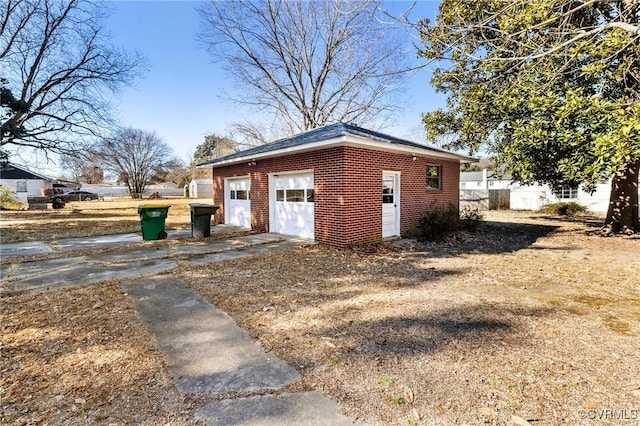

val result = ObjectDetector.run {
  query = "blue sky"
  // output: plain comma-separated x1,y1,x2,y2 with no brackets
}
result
105,0,445,164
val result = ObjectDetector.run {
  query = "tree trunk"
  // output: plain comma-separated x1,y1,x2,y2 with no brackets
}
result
604,161,639,234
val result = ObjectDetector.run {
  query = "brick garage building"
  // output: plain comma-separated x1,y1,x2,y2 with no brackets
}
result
199,123,474,248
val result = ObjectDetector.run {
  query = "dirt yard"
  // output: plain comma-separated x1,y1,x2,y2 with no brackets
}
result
1,211,639,425
0,197,211,243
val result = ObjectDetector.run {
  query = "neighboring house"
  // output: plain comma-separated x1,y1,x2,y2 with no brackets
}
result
0,162,53,203
508,182,612,212
460,169,511,190
189,179,213,198
460,167,615,212
199,122,474,248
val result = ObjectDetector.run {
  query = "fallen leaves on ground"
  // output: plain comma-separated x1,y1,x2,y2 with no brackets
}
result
180,211,639,425
1,282,200,425
2,211,639,425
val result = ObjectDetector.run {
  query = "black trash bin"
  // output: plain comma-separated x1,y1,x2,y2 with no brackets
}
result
190,203,219,238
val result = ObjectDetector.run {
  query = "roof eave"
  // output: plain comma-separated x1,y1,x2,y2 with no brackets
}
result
199,136,477,168
0,162,54,180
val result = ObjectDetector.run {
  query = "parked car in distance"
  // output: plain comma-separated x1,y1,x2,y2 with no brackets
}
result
52,190,99,202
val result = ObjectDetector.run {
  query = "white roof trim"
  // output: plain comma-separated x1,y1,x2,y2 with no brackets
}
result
199,135,474,168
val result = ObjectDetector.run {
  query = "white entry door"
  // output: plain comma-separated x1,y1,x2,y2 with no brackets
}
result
272,172,314,240
225,177,251,228
382,172,400,238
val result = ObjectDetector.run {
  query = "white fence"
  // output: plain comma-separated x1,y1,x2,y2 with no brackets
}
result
81,184,184,198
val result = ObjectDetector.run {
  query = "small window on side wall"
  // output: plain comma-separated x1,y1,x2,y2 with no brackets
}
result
16,181,27,192
426,165,442,190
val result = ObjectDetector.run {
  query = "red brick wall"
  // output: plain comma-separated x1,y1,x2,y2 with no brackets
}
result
211,145,460,248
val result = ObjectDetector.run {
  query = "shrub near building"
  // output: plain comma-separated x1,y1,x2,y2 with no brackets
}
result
0,188,23,210
539,202,589,217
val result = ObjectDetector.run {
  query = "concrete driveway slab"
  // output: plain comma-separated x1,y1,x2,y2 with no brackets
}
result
0,256,81,281
122,276,300,395
182,240,304,267
3,259,177,293
1,233,306,293
194,392,364,426
171,238,256,256
54,230,191,252
0,240,54,257
97,247,170,263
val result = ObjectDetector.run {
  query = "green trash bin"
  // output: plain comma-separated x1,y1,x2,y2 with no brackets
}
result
190,203,219,238
138,204,171,240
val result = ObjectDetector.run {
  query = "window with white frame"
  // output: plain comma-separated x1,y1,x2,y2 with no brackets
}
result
16,181,27,192
554,186,579,199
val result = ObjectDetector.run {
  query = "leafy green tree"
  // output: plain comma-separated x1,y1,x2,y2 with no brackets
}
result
1,78,29,142
194,134,236,163
187,134,236,181
419,0,639,233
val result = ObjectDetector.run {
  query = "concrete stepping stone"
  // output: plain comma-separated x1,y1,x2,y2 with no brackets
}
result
182,240,299,267
96,247,169,263
171,233,285,256
0,240,54,257
3,259,177,293
0,256,80,281
195,392,363,425
122,276,300,394
54,230,191,252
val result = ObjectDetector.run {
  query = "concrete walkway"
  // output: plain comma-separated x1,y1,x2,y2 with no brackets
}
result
1,229,362,424
0,224,243,258
124,276,361,425
123,277,300,394
0,233,300,293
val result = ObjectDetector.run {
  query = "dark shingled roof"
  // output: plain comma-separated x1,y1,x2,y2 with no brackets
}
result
199,122,473,166
0,163,51,180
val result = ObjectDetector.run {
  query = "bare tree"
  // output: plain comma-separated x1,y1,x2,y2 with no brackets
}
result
95,128,177,198
0,0,144,157
197,0,409,135
61,151,104,184
154,158,189,188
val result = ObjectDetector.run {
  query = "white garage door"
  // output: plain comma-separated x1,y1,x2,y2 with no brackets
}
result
225,177,251,228
272,172,314,240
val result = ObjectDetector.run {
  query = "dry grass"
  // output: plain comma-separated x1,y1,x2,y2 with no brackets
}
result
2,210,639,425
0,281,199,425
180,212,640,425
0,197,209,243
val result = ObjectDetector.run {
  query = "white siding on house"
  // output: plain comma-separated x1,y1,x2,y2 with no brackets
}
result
506,182,614,213
461,168,638,213
0,179,49,203
460,170,511,190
